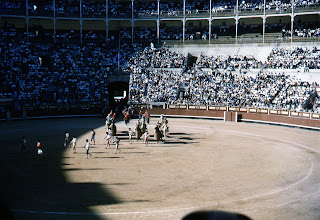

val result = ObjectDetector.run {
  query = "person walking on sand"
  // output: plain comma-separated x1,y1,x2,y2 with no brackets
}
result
36,139,41,150
90,129,96,145
143,131,150,147
85,139,92,159
114,137,120,154
145,111,151,124
70,136,77,153
36,140,42,160
104,131,111,149
123,109,129,125
64,131,70,148
37,148,43,160
21,136,27,152
128,128,134,144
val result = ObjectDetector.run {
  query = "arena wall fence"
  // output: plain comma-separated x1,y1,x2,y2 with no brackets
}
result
135,104,320,130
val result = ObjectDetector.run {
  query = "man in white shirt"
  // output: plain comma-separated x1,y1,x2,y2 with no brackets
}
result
64,131,70,148
85,139,91,159
70,136,77,153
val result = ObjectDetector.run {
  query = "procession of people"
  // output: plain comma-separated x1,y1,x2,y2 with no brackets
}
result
24,107,168,161
59,108,169,159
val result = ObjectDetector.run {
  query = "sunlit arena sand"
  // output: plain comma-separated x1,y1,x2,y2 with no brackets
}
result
1,117,320,220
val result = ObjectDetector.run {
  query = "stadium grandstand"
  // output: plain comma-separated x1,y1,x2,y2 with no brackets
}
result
0,0,319,120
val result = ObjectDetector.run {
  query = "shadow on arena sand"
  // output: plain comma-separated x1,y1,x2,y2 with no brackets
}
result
0,118,119,220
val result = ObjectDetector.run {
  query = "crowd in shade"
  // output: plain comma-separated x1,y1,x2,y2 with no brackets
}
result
0,24,155,44
1,0,319,17
0,41,144,109
128,45,319,112
2,23,319,47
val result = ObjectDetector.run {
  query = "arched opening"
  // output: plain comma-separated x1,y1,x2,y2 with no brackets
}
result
108,81,129,114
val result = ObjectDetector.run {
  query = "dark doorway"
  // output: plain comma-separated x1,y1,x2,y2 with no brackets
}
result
108,81,129,115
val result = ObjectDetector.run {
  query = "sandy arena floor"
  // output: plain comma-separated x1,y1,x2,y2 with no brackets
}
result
1,117,320,220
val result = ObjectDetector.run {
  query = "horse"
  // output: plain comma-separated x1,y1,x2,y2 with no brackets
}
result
154,125,163,143
161,123,169,139
141,122,147,134
109,123,117,137
135,124,142,141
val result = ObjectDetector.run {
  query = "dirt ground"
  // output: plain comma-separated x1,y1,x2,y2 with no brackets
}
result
1,117,320,220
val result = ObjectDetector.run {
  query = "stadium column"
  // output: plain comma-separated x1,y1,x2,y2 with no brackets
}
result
235,0,239,44
291,0,295,44
183,0,186,42
80,0,83,45
208,19,212,44
209,0,212,44
157,20,160,45
183,20,186,43
26,0,29,42
263,0,266,44
80,20,83,45
53,0,56,43
262,17,266,44
132,0,134,44
157,0,160,45
106,0,109,44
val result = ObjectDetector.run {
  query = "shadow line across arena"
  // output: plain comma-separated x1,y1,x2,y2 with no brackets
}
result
0,118,120,220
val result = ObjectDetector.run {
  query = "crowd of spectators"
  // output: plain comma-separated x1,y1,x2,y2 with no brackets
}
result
196,54,261,69
2,37,316,113
125,46,187,69
28,0,54,17
273,79,313,110
1,39,315,112
128,45,319,112
129,63,316,111
130,69,181,104
0,16,319,115
314,96,320,113
266,47,320,69
281,28,320,38
195,46,320,69
0,40,144,109
109,0,132,18
159,26,183,41
1,0,319,17
134,27,157,41
83,0,106,18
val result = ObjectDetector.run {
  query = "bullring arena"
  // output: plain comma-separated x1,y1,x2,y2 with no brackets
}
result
1,115,320,220
1,0,320,219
